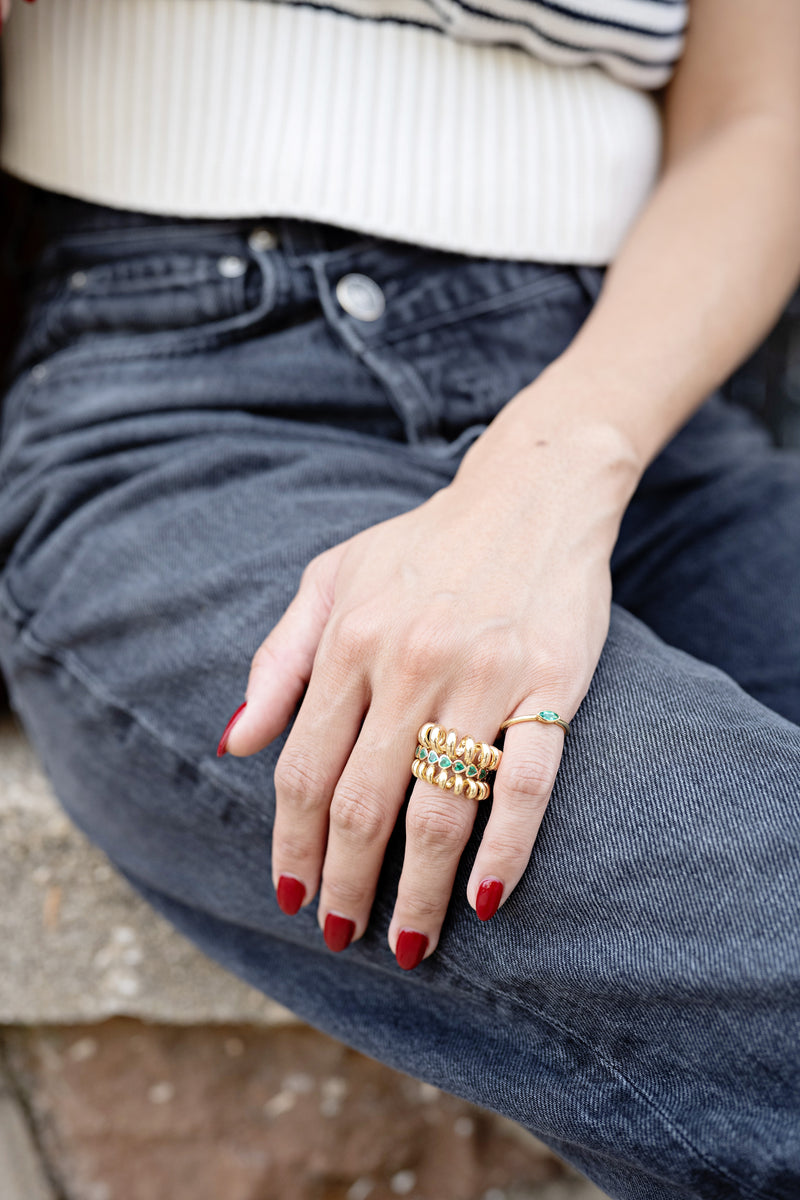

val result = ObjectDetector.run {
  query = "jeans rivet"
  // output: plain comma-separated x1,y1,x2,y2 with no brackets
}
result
248,227,279,252
217,255,247,279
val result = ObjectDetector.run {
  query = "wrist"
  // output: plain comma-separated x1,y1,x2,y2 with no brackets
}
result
455,368,644,521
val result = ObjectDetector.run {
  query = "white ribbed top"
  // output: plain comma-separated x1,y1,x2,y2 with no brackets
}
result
0,0,664,263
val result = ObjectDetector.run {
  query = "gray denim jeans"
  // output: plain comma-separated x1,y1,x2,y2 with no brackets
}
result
1,184,799,1200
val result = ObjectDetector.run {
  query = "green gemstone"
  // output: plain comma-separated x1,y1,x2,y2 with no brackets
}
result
416,745,427,759
438,755,452,768
427,750,439,763
539,710,559,722
466,764,478,777
478,769,487,781
452,760,466,773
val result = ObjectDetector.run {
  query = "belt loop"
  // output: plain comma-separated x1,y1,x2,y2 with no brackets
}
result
276,217,329,262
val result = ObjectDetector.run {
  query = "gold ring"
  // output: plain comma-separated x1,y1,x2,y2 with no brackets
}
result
412,723,502,801
498,710,571,736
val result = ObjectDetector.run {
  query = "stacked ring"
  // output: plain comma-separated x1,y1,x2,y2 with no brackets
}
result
411,723,503,801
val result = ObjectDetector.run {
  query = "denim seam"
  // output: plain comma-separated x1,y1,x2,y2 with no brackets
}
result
378,274,581,345
1,611,778,1200
37,221,261,256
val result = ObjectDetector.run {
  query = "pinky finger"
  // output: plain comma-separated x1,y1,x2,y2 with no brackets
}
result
465,721,565,920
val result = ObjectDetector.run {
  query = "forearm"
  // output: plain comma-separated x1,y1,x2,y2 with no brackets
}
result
459,112,800,504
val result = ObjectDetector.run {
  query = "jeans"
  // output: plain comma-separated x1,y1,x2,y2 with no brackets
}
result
0,182,798,1200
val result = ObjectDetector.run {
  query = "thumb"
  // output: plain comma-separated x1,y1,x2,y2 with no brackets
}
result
221,544,345,757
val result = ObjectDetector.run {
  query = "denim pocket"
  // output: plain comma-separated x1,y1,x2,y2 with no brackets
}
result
13,223,278,378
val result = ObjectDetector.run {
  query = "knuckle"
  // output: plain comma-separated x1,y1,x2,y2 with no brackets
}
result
397,640,440,685
273,754,330,809
500,756,554,804
273,828,318,865
322,874,371,911
327,610,372,659
486,831,534,866
395,622,454,682
407,800,471,850
329,786,387,843
396,887,446,922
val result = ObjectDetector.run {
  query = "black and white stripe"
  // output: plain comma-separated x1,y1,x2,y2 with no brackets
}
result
254,0,689,88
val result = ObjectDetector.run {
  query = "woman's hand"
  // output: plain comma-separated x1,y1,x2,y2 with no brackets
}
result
221,390,640,969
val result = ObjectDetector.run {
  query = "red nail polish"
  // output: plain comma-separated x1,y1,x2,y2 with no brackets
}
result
216,700,247,757
324,912,355,952
476,878,504,921
276,875,306,916
395,929,429,970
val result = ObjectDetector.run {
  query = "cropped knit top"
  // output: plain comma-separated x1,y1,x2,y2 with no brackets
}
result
0,0,689,262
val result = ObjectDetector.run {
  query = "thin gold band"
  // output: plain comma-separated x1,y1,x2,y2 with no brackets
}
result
498,712,571,736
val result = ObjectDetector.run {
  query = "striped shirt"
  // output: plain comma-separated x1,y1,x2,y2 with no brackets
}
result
262,0,690,88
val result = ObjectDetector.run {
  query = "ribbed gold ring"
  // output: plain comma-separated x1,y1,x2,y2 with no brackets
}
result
412,723,502,802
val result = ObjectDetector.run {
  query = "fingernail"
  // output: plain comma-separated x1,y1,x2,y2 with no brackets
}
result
216,700,247,757
276,875,306,916
324,912,355,953
395,929,429,971
476,878,504,921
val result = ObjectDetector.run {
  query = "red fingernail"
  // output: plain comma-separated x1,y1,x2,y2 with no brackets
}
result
395,929,429,970
476,878,504,921
216,700,247,757
324,912,355,952
276,875,306,916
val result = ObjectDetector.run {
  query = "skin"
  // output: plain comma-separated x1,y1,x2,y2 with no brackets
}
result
224,0,800,966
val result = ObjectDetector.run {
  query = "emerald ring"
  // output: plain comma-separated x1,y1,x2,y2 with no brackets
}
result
498,711,571,736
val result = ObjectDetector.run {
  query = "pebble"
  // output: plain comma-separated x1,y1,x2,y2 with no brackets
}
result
390,1169,416,1195
263,1091,297,1118
147,1081,175,1105
67,1036,99,1063
346,1180,375,1200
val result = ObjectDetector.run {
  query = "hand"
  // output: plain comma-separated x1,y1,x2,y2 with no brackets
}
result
221,405,636,969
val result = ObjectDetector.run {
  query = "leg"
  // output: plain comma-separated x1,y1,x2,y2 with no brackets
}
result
1,194,798,1200
610,388,800,723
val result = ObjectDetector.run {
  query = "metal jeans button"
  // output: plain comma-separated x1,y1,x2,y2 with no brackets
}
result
335,273,386,321
247,227,279,252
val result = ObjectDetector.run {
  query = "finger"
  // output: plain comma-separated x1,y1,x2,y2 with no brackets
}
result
388,714,494,969
466,705,568,921
315,702,430,951
270,623,369,918
223,550,340,757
